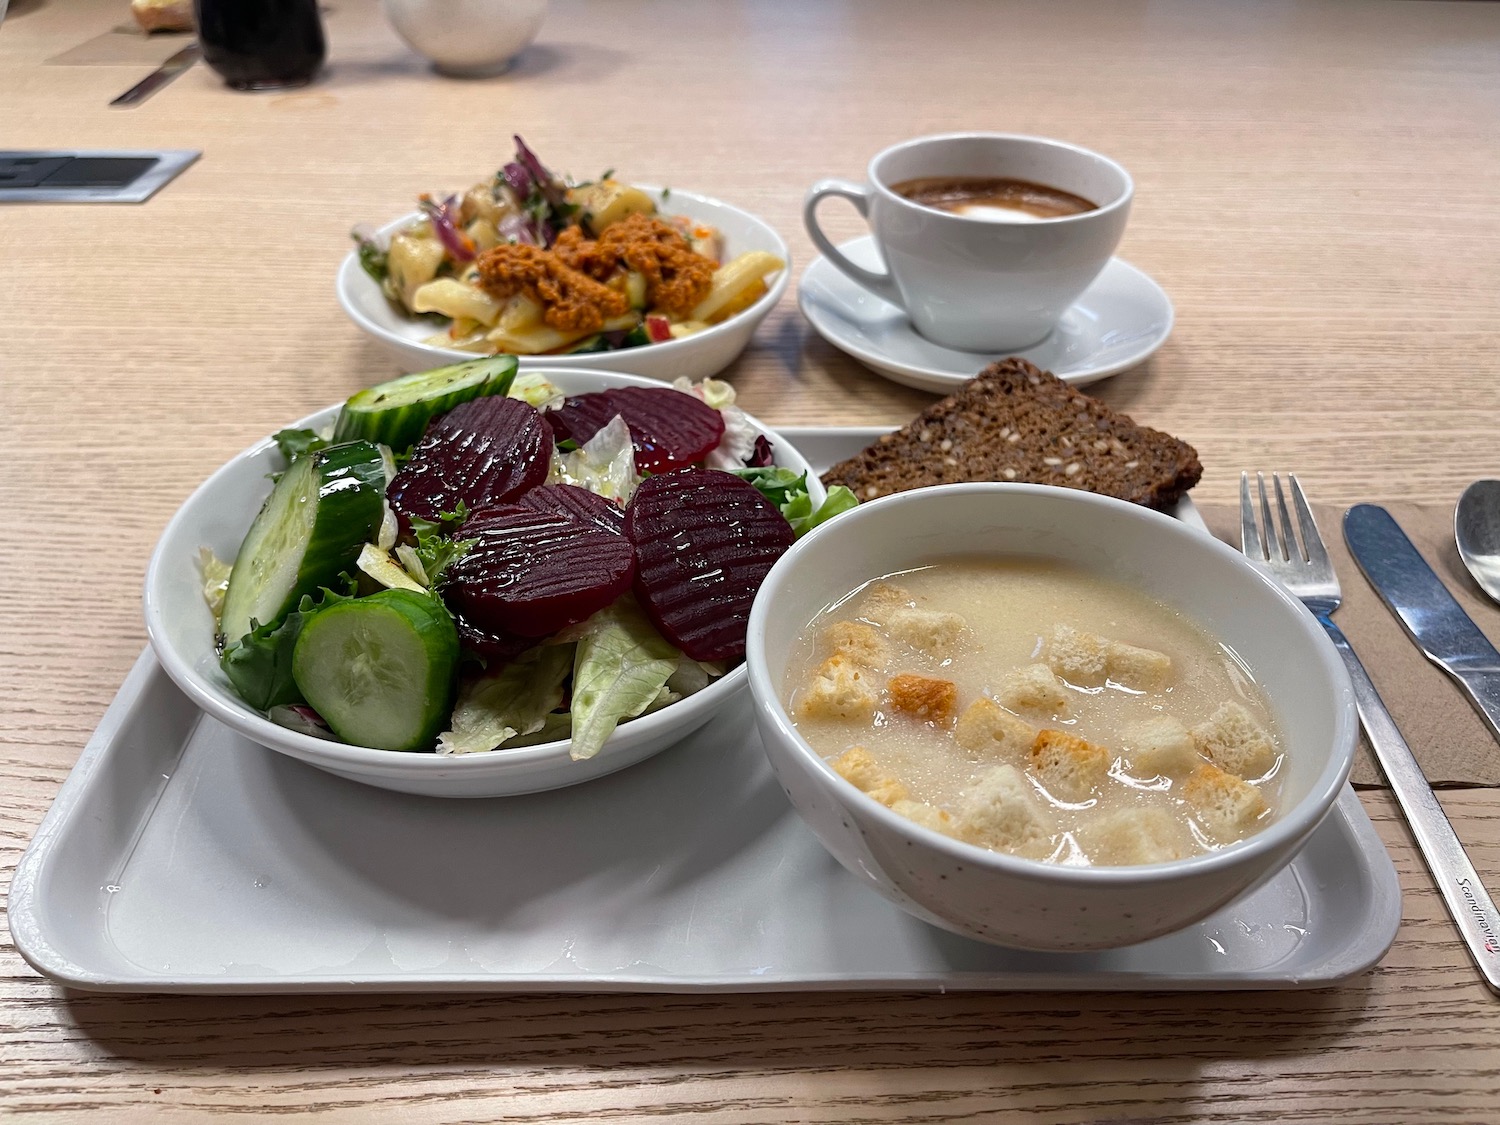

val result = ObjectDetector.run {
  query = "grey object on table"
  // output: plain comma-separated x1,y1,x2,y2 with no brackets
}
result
1238,473,1500,996
1347,502,1500,752
110,42,200,106
0,150,200,203
1456,480,1500,606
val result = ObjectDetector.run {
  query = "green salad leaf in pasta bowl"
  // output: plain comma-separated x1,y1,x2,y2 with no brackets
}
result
338,136,790,383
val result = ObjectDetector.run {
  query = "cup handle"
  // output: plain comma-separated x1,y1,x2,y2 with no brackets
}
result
803,179,903,307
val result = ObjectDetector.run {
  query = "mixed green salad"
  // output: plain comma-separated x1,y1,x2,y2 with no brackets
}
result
202,358,856,760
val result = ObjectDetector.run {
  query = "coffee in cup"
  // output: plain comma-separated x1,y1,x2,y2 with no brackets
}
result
804,134,1132,353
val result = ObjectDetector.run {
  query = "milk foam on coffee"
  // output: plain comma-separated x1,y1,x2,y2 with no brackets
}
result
892,175,1097,221
954,203,1046,222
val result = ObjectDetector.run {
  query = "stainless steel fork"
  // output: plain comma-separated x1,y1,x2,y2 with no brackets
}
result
1242,472,1500,995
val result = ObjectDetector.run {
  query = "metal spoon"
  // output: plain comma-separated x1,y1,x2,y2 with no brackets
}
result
1454,479,1500,603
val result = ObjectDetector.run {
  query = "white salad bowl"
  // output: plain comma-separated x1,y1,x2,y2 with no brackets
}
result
745,483,1359,951
145,368,820,799
337,187,791,381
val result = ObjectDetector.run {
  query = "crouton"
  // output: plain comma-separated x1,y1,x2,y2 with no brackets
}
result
888,673,958,724
1181,763,1268,841
1192,701,1277,780
824,620,889,668
1083,807,1186,866
1028,729,1111,802
954,698,1037,760
1044,624,1110,686
1121,715,1202,779
858,581,911,623
996,662,1069,716
1106,640,1173,691
795,653,878,721
1045,624,1173,691
886,606,966,659
830,746,909,807
891,798,953,833
951,764,1053,852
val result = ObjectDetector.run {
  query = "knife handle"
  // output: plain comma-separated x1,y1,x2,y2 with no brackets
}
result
1321,614,1500,995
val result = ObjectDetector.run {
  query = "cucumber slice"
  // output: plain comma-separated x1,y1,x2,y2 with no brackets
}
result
291,589,459,751
332,355,519,452
220,440,386,647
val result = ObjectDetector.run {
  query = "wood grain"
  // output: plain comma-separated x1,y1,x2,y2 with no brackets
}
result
3,0,1500,1119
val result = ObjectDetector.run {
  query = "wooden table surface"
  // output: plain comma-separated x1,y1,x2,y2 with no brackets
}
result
4,0,1500,1119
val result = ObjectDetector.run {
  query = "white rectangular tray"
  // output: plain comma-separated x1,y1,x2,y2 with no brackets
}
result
11,427,1401,993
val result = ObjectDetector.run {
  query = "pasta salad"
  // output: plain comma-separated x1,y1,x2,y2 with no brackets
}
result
353,137,786,357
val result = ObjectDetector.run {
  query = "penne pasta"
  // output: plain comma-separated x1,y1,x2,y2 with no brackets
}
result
487,313,637,355
411,278,503,326
387,229,446,308
690,251,784,323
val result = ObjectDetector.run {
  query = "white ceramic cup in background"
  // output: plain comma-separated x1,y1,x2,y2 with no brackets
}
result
383,0,548,77
803,133,1133,353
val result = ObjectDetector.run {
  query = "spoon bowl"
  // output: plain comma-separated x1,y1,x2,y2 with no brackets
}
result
1454,480,1500,604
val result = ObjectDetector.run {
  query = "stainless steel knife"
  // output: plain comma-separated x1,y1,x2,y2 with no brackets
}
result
110,43,201,108
1344,503,1500,743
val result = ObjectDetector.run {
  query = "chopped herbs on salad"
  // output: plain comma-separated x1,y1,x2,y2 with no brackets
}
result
203,359,857,760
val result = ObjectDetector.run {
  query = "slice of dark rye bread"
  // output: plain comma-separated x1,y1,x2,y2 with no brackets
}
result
820,359,1203,510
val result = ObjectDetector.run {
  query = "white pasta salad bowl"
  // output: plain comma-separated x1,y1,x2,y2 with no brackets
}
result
338,182,790,382
145,367,826,799
745,483,1358,951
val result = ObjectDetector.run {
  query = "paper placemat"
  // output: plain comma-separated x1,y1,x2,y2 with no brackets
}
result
1199,501,1500,789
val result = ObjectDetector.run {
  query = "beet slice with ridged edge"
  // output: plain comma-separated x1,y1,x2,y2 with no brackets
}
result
388,395,551,527
625,471,795,662
545,387,726,474
443,484,635,639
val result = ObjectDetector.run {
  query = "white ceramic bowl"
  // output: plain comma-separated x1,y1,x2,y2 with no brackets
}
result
338,186,791,381
746,483,1358,951
384,0,548,77
145,368,819,799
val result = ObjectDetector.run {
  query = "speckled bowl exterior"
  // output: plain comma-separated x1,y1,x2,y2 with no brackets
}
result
745,483,1358,951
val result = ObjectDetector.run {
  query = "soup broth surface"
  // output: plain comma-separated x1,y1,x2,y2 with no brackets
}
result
892,175,1097,222
786,558,1284,867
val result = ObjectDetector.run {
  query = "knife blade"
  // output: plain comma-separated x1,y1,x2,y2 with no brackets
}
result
110,43,201,108
1344,502,1500,744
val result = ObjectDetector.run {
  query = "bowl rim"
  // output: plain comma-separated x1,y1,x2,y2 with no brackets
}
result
144,366,816,775
336,184,792,368
745,481,1359,886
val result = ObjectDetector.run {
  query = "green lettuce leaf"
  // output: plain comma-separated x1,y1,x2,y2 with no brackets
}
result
273,428,328,464
220,588,352,711
568,599,681,760
782,485,859,537
732,469,859,537
437,644,574,756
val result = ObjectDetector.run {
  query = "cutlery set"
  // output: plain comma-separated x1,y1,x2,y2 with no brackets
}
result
1241,472,1500,995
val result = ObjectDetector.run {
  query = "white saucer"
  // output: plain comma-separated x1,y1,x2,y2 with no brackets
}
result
798,236,1174,392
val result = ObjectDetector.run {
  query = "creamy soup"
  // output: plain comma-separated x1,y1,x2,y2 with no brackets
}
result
785,558,1284,867
891,175,1097,222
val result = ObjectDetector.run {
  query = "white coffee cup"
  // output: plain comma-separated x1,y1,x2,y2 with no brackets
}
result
804,133,1133,353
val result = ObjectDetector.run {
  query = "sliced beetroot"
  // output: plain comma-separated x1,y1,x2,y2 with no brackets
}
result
546,387,726,474
452,609,535,667
625,470,795,662
388,395,550,527
443,484,634,639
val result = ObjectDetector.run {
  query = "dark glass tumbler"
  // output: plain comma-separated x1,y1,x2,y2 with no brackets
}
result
194,0,327,91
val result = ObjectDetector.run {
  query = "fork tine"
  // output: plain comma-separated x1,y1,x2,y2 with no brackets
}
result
1272,474,1303,562
1257,473,1284,562
1288,474,1332,571
1239,472,1264,560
